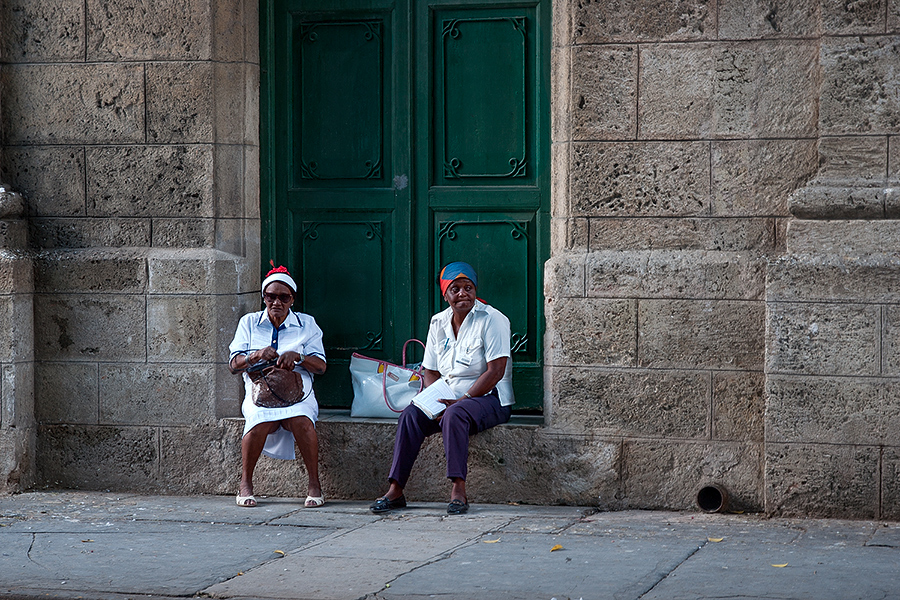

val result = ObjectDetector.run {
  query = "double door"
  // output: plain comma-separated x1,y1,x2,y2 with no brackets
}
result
261,0,549,409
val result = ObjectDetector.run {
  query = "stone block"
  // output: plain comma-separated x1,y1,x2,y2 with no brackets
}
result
159,423,236,495
0,292,33,363
244,145,261,220
766,375,896,444
572,0,715,43
883,306,900,375
0,251,33,293
768,253,900,303
34,294,146,361
148,249,251,295
0,427,35,492
213,0,245,62
766,301,879,376
0,64,143,144
550,366,709,438
146,62,214,143
147,295,217,362
587,250,766,300
34,249,147,293
551,47,571,144
821,36,900,135
788,186,886,219
35,362,98,424
543,254,585,298
214,218,243,255
0,220,26,248
786,220,900,254
712,371,764,442
623,440,764,512
765,443,879,518
717,0,819,39
572,45,637,140
882,446,900,521
639,44,714,139
2,362,34,430
244,63,260,146
214,62,246,145
891,134,900,181
588,217,776,252
638,299,764,370
550,217,588,254
711,139,817,216
0,0,85,62
87,145,214,218
546,297,636,366
816,136,889,182
36,424,159,490
86,0,211,60
550,142,570,217
99,364,215,426
215,361,243,419
152,218,216,248
214,144,244,219
712,42,818,138
571,142,710,217
0,147,85,217
821,0,886,34
31,218,151,249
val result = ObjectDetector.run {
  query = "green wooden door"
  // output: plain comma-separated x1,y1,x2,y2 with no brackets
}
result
261,0,549,410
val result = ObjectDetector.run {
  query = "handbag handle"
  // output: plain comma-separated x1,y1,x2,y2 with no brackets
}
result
402,338,426,367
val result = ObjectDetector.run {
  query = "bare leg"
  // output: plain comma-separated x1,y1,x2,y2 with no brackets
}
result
450,477,467,504
284,416,321,502
241,422,279,502
383,480,404,501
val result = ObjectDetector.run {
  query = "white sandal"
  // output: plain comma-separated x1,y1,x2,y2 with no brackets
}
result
236,493,257,507
304,495,325,508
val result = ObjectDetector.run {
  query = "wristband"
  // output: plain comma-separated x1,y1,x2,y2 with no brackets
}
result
464,392,472,399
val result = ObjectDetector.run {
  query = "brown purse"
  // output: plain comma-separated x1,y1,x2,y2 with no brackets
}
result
247,360,305,408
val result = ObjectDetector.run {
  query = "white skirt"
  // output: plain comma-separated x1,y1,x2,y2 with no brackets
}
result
241,370,318,460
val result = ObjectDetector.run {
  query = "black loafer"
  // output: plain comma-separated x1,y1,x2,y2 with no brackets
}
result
447,499,469,515
370,495,406,513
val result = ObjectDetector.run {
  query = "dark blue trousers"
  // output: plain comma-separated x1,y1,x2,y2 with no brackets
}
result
388,392,512,488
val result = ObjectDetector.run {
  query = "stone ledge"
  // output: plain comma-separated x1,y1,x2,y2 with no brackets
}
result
789,185,897,219
314,409,544,427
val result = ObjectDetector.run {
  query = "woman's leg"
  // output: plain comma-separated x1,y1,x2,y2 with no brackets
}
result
385,404,441,498
241,421,280,500
283,416,321,501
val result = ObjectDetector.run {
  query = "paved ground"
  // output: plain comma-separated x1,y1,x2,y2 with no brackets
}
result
0,491,898,600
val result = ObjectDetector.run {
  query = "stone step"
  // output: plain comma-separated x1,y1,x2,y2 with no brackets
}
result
786,219,900,255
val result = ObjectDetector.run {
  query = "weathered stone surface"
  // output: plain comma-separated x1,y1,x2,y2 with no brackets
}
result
821,0,887,34
550,366,709,438
572,45,636,140
213,0,246,63
87,145,213,218
160,423,236,495
86,0,211,60
712,371,764,442
815,136,889,182
0,427,35,492
31,218,151,249
821,36,900,135
717,0,819,39
0,220,26,248
213,218,243,255
882,306,900,375
99,365,215,426
712,42,818,138
638,299,764,370
148,249,254,295
0,292,33,363
551,142,570,219
786,219,900,254
0,251,33,293
36,424,158,490
0,0,84,62
588,217,775,251
34,295,146,361
587,250,766,300
639,43,714,138
546,298,636,366
244,145,261,219
214,145,244,219
0,147,85,217
765,443,879,518
35,362,98,424
34,249,146,293
550,217,588,254
215,362,243,419
2,362,34,430
152,218,216,248
891,133,900,180
544,254,585,298
788,186,886,219
572,0,715,43
623,440,764,512
214,62,246,145
551,47,571,144
0,64,144,144
147,295,216,362
767,253,900,303
766,375,896,444
766,301,879,376
711,139,817,216
146,62,214,143
882,446,900,521
571,142,710,217
0,187,24,220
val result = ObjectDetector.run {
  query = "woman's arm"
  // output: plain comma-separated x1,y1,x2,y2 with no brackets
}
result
277,351,326,375
434,357,507,406
229,346,279,374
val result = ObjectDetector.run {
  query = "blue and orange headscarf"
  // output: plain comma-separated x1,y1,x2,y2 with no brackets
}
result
439,261,478,296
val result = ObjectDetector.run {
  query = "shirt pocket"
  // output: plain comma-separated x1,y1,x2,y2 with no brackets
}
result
456,340,485,371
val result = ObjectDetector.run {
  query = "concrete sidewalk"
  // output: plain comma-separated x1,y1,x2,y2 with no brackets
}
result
0,491,898,600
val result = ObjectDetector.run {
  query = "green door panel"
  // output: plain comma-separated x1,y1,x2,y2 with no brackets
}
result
262,0,547,410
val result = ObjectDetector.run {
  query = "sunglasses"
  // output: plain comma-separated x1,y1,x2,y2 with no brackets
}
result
263,292,293,304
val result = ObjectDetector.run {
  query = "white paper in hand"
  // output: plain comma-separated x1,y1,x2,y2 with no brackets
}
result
411,378,455,419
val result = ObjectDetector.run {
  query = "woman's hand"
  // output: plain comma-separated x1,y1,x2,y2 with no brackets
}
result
277,351,302,370
249,346,278,366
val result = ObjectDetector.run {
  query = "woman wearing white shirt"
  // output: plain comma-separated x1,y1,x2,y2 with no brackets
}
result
370,262,514,515
228,265,327,508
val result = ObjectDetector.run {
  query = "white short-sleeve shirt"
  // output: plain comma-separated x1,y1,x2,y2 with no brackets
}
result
422,300,514,407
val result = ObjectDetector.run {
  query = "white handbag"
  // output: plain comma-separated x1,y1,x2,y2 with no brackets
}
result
349,339,425,419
